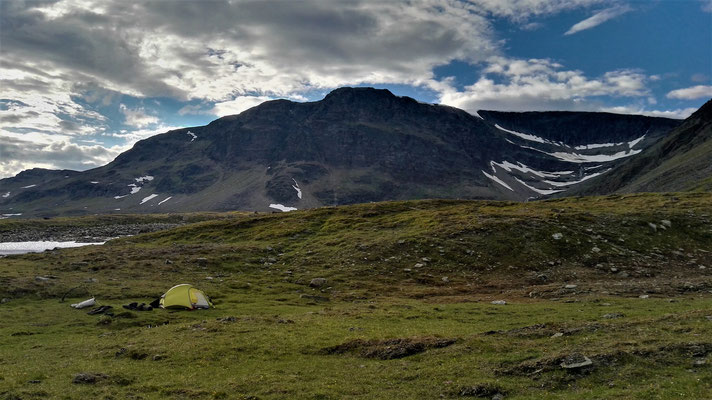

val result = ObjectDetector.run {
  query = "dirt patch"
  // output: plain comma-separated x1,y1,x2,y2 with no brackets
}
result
320,336,456,360
483,322,605,338
71,372,132,386
497,342,712,377
455,383,506,398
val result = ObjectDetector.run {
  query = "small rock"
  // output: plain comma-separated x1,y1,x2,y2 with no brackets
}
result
591,247,601,253
35,276,51,282
661,220,672,228
152,355,165,361
564,284,577,289
552,233,563,240
603,313,625,319
309,278,327,288
205,276,214,280
397,240,405,244
165,259,173,264
403,268,412,272
618,271,629,278
491,300,506,305
441,276,449,283
457,384,504,398
610,267,618,273
551,332,564,338
705,316,712,321
72,372,108,384
639,294,650,299
693,360,706,366
1,298,10,304
300,294,329,302
414,263,425,268
648,223,657,232
560,354,593,369
422,257,431,262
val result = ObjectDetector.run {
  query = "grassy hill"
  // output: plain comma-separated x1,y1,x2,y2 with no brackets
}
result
1,193,711,399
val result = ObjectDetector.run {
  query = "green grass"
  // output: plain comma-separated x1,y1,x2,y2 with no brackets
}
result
1,193,711,399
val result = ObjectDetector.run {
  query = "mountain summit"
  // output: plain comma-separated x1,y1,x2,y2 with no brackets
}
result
0,87,682,217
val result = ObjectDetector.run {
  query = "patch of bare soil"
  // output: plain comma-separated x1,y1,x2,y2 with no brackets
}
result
320,336,456,359
497,342,712,377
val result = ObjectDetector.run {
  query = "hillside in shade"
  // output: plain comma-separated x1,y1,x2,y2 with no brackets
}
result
0,87,681,217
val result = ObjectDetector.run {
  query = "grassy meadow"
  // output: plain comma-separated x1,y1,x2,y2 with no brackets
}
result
1,192,711,399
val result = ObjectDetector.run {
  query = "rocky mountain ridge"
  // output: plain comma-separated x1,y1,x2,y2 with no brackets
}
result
0,87,683,217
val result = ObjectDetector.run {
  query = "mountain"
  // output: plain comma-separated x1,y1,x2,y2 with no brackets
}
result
0,87,681,217
567,99,712,195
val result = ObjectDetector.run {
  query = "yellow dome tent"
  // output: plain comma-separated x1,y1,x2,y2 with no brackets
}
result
159,284,212,310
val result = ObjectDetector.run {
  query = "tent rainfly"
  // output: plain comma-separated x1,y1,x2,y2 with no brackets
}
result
159,284,212,309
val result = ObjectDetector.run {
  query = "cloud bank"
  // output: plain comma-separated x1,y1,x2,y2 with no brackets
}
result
0,0,705,178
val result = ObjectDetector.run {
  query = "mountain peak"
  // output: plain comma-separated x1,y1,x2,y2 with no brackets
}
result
323,87,396,102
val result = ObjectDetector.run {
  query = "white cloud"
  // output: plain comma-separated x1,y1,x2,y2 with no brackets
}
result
106,124,183,144
599,106,696,119
702,0,712,13
0,0,700,178
469,0,608,20
211,96,275,117
0,129,125,178
666,85,712,100
564,4,632,35
119,104,159,128
439,57,650,112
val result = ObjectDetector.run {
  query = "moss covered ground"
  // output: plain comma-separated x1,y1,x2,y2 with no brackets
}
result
1,193,711,399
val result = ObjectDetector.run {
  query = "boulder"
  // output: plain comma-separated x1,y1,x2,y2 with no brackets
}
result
309,278,327,288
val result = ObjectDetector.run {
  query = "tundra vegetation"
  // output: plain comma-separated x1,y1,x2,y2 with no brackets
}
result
1,192,711,399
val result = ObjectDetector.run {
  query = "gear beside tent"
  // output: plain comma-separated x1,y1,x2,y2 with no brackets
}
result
159,284,212,310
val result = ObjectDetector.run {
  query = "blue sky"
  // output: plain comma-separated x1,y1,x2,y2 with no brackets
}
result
0,0,710,177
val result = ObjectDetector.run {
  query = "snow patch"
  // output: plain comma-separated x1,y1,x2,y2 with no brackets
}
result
2,192,9,198
574,142,620,150
128,184,141,194
292,179,302,199
186,131,197,142
0,213,22,220
140,194,159,205
519,144,641,163
490,161,573,179
473,111,484,119
90,181,99,184
495,124,552,145
628,134,646,148
481,171,513,191
134,175,154,183
21,184,37,189
114,195,127,199
269,204,297,212
543,171,608,187
157,196,172,205
546,149,642,163
513,177,563,195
